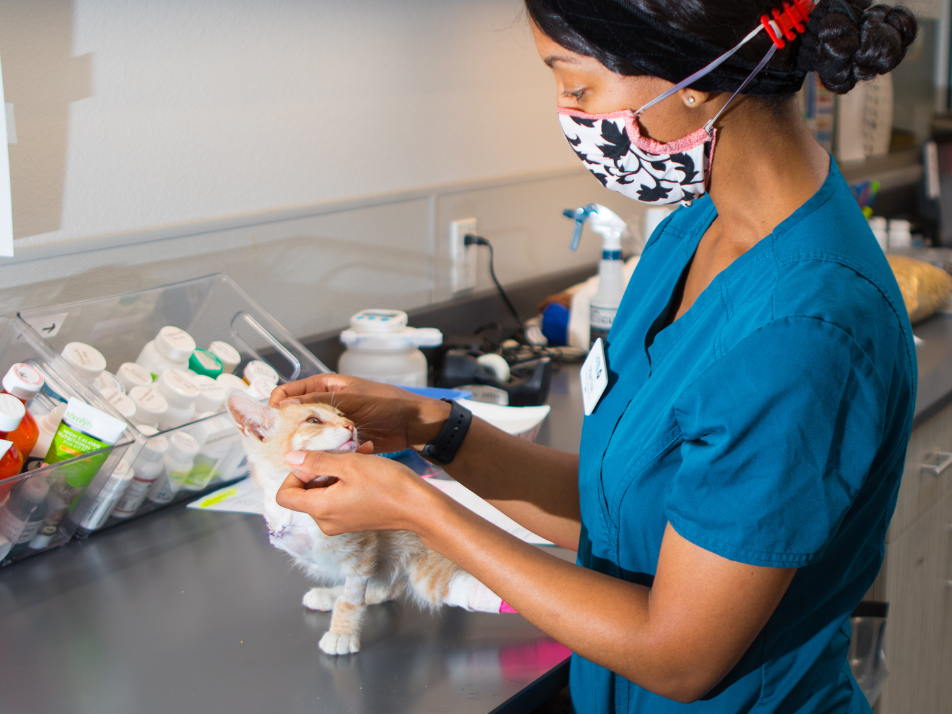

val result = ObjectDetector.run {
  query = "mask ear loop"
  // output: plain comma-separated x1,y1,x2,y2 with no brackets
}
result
702,43,778,136
635,24,767,117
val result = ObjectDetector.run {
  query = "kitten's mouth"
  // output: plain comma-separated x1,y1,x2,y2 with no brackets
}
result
328,439,357,455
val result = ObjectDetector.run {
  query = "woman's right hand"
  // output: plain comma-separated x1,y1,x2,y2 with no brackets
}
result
269,374,451,454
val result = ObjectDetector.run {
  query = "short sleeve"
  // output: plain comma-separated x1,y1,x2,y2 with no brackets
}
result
666,316,887,567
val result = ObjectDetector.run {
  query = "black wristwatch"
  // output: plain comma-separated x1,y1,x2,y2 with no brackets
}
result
419,399,473,466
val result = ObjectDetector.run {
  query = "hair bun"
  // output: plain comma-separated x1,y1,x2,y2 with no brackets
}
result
797,0,918,94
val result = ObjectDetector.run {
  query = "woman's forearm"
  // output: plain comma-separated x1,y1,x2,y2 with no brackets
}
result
436,416,581,549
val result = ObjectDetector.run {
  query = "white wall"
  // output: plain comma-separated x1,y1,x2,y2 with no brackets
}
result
1,0,578,247
0,0,644,339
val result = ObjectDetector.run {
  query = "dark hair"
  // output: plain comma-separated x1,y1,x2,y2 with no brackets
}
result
525,0,918,95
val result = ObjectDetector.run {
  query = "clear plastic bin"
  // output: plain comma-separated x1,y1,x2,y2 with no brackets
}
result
0,316,138,566
19,274,330,530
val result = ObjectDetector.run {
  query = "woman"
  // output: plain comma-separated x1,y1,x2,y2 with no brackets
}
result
272,1,917,710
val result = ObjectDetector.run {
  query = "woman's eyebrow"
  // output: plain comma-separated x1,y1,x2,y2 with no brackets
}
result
544,54,579,68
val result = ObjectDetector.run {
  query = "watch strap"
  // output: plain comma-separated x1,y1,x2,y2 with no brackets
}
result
419,399,473,466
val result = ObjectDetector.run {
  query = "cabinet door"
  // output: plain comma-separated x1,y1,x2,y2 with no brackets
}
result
879,490,952,713
889,403,952,542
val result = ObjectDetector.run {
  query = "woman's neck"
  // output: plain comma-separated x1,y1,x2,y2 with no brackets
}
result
705,98,830,251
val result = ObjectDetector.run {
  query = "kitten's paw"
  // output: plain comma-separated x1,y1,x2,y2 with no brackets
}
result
303,587,342,611
319,631,360,655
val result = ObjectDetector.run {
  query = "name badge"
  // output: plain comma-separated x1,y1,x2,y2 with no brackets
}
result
581,338,608,416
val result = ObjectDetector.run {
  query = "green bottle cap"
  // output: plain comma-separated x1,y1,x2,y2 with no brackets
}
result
188,349,224,378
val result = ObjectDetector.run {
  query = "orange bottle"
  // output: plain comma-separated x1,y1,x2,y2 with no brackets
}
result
0,394,26,503
1,364,43,459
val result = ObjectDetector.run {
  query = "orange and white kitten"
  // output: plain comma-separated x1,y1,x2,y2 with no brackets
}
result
226,391,508,655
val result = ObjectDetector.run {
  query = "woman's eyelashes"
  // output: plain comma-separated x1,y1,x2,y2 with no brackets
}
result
562,87,586,102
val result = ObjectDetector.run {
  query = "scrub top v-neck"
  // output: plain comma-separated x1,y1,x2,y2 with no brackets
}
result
571,158,916,714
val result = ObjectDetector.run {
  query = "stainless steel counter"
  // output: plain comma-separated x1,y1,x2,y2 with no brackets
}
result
0,368,585,714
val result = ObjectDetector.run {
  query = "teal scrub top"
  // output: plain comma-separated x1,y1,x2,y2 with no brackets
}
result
571,158,916,713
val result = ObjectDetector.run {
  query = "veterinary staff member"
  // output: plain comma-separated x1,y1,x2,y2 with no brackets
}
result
273,1,918,710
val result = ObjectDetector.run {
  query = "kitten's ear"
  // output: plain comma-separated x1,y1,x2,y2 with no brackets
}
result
226,391,276,441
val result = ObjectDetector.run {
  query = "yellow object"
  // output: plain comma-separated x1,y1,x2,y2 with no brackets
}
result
198,486,238,508
887,255,952,324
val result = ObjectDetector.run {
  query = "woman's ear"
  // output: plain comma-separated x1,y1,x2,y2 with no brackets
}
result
226,391,276,441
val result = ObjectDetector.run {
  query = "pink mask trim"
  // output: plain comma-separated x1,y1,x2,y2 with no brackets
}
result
558,107,711,155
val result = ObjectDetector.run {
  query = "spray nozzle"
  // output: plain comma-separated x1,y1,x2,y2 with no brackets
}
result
562,203,628,252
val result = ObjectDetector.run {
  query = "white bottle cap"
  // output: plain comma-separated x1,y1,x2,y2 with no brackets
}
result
154,327,196,362
208,341,240,374
101,388,137,420
61,343,107,384
0,394,26,432
41,404,67,432
129,386,169,426
20,474,50,503
245,379,274,402
243,360,280,387
192,375,227,413
116,363,153,391
168,431,200,460
94,370,126,396
2,363,44,401
216,373,248,393
155,369,200,407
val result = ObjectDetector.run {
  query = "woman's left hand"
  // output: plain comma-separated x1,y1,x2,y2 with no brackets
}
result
275,442,431,536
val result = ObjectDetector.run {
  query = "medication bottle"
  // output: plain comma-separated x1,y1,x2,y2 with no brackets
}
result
25,360,71,410
243,360,280,387
61,342,107,385
23,404,66,471
188,349,223,379
116,362,153,392
101,388,137,421
0,395,26,501
110,428,167,519
208,341,240,375
338,310,442,387
147,431,200,505
0,475,49,560
93,370,125,395
192,375,227,413
76,461,134,534
245,379,274,403
136,326,197,377
128,386,168,428
184,415,241,491
155,369,200,430
216,373,248,394
2,363,43,458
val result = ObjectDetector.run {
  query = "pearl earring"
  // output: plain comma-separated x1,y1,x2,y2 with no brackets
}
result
686,96,696,105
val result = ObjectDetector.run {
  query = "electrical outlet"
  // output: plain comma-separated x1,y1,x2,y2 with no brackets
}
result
449,218,478,294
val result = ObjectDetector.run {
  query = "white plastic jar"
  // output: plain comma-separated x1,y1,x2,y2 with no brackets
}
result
101,388,137,421
208,341,240,374
128,386,169,428
111,427,167,519
94,370,125,395
216,373,249,395
147,431,200,505
245,379,274,403
155,369,200,430
192,375,227,413
116,363,153,392
243,360,280,387
61,343,107,385
338,309,442,387
136,327,197,377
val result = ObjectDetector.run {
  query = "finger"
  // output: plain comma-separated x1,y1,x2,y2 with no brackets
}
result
269,374,352,407
279,391,342,409
285,449,347,479
355,441,374,455
274,473,318,513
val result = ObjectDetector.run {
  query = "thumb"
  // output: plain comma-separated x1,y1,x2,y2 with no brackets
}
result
274,472,318,513
355,440,374,455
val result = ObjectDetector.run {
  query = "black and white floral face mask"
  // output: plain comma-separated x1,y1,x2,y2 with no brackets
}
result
557,21,782,207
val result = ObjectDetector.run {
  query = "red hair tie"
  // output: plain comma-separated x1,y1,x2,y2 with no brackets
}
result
760,0,814,49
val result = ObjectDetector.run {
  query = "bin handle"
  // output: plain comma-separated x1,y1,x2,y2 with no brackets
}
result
919,451,952,478
231,311,302,382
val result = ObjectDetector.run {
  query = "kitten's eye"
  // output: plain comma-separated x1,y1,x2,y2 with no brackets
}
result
306,417,323,425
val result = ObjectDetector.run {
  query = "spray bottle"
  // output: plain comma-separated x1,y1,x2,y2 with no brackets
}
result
563,203,628,344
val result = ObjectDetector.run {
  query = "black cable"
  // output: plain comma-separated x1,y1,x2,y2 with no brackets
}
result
464,234,522,329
